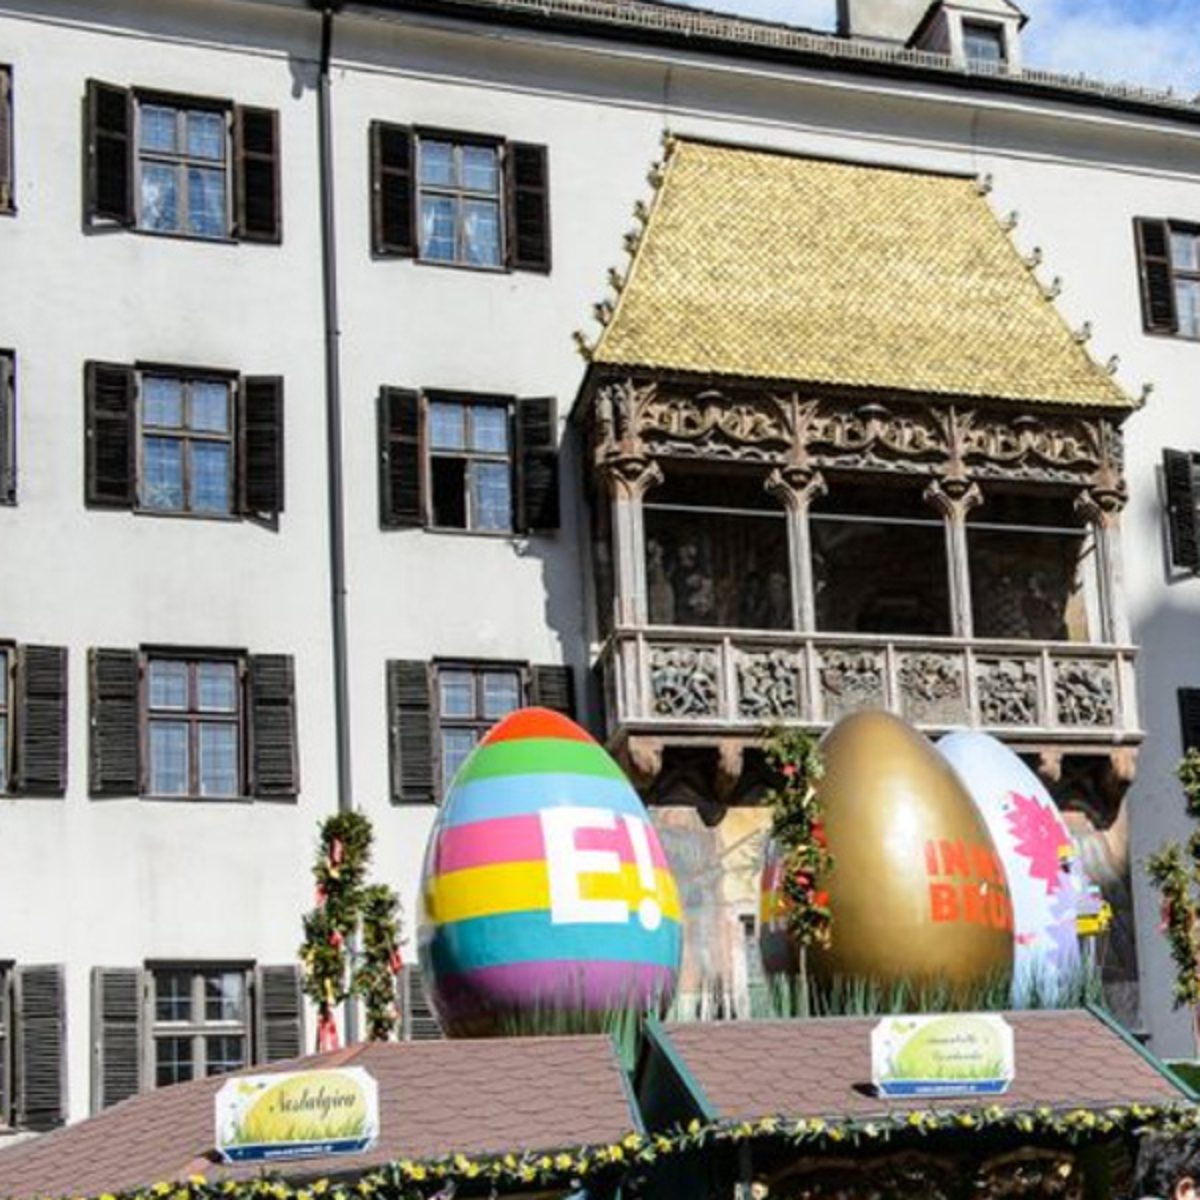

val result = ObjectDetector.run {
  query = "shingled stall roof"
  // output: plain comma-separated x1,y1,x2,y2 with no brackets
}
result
641,1009,1193,1129
0,1036,640,1200
591,140,1134,410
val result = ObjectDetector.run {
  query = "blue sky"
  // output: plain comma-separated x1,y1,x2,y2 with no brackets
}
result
675,0,1200,95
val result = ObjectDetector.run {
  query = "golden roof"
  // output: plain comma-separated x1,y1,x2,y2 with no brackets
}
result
592,141,1133,409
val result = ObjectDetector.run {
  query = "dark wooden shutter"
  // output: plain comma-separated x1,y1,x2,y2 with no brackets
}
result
255,965,304,1061
89,648,140,797
1164,449,1200,571
0,67,12,213
249,654,298,798
400,966,442,1041
1135,219,1178,334
85,80,133,226
387,660,434,803
530,663,575,719
1181,689,1200,753
370,121,416,257
0,351,13,505
234,106,280,243
505,142,550,272
378,387,424,528
90,967,143,1112
239,376,284,519
85,361,136,508
14,645,67,797
515,396,560,532
13,965,66,1131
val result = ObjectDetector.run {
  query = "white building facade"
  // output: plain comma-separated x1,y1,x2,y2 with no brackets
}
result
1,0,1200,1130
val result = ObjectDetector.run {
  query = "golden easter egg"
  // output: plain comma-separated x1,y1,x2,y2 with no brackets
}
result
807,711,1014,993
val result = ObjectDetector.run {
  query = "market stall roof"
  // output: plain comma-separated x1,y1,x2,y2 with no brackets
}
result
0,1036,641,1200
589,139,1134,411
638,1008,1193,1127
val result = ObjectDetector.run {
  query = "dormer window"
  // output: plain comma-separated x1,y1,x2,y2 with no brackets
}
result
963,20,1007,65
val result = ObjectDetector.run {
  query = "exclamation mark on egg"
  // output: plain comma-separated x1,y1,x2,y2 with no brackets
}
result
623,815,663,931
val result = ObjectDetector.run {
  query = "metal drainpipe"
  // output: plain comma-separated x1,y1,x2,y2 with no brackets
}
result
313,0,358,1046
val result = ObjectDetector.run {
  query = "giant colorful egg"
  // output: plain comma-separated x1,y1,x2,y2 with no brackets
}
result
418,708,682,1037
774,711,1014,991
937,731,1083,1003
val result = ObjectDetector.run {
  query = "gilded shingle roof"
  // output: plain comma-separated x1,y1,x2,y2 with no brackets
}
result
592,141,1133,409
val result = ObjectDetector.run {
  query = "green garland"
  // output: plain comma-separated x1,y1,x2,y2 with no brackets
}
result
299,813,404,1047
87,1103,1199,1200
764,727,832,951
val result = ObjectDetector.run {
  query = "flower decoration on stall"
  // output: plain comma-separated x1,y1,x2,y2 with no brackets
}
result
764,726,832,950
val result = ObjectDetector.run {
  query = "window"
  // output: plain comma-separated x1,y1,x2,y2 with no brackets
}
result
0,350,14,504
387,659,574,803
90,649,298,800
0,643,67,798
378,389,559,535
0,66,12,213
1135,219,1200,339
146,658,242,798
0,648,8,794
418,137,503,267
437,665,522,784
84,363,284,522
962,20,1007,66
137,102,229,239
1164,449,1200,572
429,397,513,531
150,966,248,1087
140,374,234,514
86,81,280,243
369,122,550,272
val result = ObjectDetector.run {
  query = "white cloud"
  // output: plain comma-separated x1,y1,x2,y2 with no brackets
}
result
681,0,835,29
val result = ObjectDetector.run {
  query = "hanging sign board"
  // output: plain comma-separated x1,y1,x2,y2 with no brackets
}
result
871,1014,1014,1098
215,1068,379,1163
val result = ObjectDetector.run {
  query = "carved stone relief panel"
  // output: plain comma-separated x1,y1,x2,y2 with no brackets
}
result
976,658,1040,726
736,649,802,720
898,652,966,725
818,648,885,721
1054,659,1116,727
648,644,720,718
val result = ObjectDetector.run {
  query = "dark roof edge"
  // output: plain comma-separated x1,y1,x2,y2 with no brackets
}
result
643,1016,721,1122
1085,1002,1200,1103
352,0,1200,131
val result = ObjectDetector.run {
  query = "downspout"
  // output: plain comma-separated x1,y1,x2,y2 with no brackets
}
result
313,0,358,1045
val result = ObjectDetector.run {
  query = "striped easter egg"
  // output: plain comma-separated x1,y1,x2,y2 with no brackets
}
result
417,707,682,1037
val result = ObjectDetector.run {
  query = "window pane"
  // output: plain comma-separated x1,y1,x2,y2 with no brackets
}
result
148,660,189,711
1171,231,1200,272
197,662,237,713
430,457,468,529
442,728,478,787
470,406,508,453
190,442,232,514
0,716,7,794
205,1035,246,1077
189,382,230,433
143,377,184,429
198,723,239,797
462,199,501,267
140,162,180,232
964,23,1005,64
143,437,185,511
429,402,467,450
471,460,512,531
154,971,193,1022
149,720,190,795
155,1036,194,1088
1177,279,1200,340
186,110,226,161
419,140,455,187
420,195,457,262
439,670,475,718
204,972,245,1022
481,672,520,719
461,145,499,194
187,166,227,239
140,105,178,153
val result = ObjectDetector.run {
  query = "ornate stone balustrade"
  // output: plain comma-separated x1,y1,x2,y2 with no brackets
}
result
599,627,1141,748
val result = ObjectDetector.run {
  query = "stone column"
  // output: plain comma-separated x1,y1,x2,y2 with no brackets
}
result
1076,487,1130,646
924,477,983,639
601,456,664,628
765,465,827,631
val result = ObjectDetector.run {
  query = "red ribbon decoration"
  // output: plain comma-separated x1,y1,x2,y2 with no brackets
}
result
317,1010,340,1052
